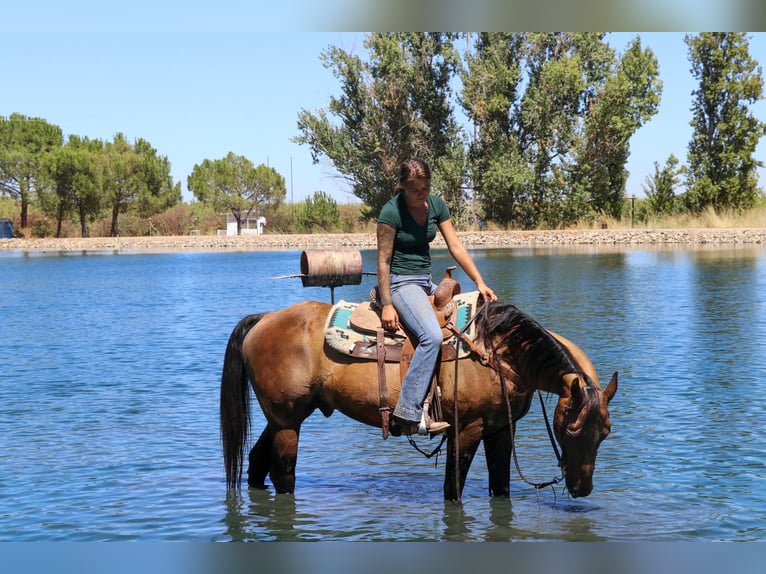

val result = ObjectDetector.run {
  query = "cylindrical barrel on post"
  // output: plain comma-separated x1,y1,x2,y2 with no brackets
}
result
300,249,363,288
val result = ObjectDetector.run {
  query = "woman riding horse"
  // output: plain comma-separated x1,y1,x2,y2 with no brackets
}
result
220,298,618,501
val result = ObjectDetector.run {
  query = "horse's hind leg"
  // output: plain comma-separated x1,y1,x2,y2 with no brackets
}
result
269,427,300,494
248,424,302,493
483,424,512,497
247,425,273,489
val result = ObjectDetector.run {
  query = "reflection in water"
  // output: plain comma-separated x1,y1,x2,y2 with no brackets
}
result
222,489,300,542
441,502,477,541
221,481,611,542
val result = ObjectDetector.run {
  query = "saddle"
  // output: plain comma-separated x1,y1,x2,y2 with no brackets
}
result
325,268,481,363
324,268,483,439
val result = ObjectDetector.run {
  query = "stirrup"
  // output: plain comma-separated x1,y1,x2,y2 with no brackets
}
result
418,408,450,436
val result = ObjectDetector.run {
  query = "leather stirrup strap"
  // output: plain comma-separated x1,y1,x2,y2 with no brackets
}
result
376,327,390,439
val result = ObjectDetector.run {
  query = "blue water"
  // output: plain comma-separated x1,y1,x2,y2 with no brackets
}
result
1,245,765,541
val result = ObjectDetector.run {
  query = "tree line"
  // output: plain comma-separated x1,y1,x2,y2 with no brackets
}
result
0,116,288,237
295,32,765,228
0,119,181,236
2,32,764,237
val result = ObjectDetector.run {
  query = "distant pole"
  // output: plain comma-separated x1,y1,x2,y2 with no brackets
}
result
631,195,636,228
291,157,294,223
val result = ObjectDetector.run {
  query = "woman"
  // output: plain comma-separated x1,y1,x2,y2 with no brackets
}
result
377,158,497,436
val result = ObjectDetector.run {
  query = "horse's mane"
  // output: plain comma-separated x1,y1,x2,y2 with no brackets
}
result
476,301,594,389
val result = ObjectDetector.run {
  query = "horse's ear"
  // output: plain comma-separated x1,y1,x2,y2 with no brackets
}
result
567,377,586,437
570,377,582,401
605,372,618,403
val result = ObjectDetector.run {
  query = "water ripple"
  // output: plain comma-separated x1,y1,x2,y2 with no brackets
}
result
1,247,764,541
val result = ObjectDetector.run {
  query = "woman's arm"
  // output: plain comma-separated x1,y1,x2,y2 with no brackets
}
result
438,219,497,301
376,222,400,330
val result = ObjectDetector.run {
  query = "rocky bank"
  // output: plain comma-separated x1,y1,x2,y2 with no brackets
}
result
1,228,765,253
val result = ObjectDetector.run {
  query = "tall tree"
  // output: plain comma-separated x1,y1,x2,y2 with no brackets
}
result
43,135,104,237
684,33,766,212
133,138,181,219
0,114,63,228
294,32,464,218
460,33,527,225
461,33,661,228
102,133,177,237
187,153,286,235
573,36,662,219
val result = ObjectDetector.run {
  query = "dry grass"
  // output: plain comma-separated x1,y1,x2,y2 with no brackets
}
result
643,205,766,229
565,205,766,231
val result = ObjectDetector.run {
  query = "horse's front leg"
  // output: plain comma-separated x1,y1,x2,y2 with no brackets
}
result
443,419,482,501
269,427,300,494
247,424,273,489
483,424,512,496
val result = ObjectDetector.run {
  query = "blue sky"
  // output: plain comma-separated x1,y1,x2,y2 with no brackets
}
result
3,24,766,204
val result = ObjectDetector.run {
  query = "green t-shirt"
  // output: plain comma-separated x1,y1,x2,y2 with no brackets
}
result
377,193,451,275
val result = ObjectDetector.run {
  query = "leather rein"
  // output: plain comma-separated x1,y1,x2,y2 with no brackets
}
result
444,302,564,499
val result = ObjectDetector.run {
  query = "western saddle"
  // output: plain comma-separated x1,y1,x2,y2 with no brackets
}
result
348,267,473,439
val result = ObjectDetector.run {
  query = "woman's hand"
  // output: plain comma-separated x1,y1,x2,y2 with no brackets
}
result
381,304,400,332
477,281,497,302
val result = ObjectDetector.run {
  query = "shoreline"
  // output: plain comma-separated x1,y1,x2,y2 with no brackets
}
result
1,228,765,252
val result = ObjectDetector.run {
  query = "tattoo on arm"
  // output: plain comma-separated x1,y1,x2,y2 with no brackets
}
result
376,224,396,306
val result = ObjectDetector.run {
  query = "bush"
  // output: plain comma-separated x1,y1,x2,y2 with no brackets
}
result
296,191,340,232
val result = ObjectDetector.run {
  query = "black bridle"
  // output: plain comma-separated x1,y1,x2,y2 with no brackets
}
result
442,302,565,503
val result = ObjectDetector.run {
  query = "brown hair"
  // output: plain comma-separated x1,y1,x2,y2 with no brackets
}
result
395,158,431,194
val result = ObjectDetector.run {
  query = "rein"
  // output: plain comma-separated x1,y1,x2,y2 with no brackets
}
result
497,360,564,492
414,301,565,501
449,303,565,493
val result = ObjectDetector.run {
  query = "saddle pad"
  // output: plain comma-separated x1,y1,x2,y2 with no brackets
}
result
446,290,482,357
324,301,405,358
324,291,482,360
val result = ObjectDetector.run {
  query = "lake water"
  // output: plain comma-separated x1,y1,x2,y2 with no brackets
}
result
1,244,765,542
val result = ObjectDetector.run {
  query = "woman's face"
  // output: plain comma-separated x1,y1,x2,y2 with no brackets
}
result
402,177,430,203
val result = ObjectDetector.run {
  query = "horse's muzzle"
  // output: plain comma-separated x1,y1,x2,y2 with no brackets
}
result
566,466,594,498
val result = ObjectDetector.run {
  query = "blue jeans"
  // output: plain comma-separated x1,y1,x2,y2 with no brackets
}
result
390,273,442,422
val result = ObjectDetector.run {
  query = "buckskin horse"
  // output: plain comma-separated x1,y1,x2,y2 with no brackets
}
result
220,297,618,501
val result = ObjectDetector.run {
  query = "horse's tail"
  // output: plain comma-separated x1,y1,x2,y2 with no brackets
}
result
220,312,268,490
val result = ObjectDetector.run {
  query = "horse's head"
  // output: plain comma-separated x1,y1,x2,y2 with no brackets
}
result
554,372,618,498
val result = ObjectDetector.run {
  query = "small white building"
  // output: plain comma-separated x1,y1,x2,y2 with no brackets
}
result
220,213,267,236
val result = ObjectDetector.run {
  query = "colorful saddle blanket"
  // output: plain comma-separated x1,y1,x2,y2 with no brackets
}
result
324,290,482,362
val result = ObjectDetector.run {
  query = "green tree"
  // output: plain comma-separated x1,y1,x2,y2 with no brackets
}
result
133,138,181,219
0,113,63,228
573,36,662,219
684,33,766,212
461,33,661,228
460,33,527,225
296,191,340,231
102,133,178,237
187,153,286,235
43,135,104,237
293,32,465,218
642,154,683,215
